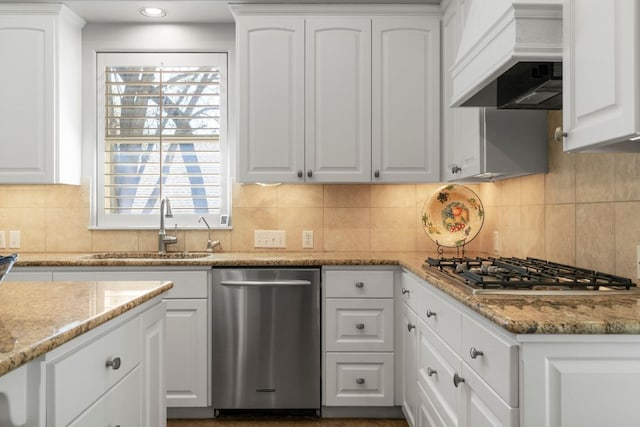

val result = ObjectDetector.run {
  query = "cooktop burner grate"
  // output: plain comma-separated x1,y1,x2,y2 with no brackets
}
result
425,256,636,293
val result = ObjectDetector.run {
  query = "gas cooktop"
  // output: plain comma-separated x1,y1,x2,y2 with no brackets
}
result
424,256,639,295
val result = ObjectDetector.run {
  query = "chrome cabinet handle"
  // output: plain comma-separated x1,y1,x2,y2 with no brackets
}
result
453,372,465,388
470,347,484,359
297,170,303,178
356,378,365,385
106,357,121,370
374,170,380,178
554,126,567,142
407,323,415,332
451,165,462,174
401,288,410,295
426,309,436,318
307,169,313,178
355,281,364,288
427,367,437,377
355,323,365,330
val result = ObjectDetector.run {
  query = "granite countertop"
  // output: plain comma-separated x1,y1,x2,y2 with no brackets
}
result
0,279,172,377
10,251,640,336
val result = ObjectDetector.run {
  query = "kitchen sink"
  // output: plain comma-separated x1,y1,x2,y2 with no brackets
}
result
82,251,214,260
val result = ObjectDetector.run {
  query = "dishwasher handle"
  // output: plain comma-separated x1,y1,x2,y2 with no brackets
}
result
220,279,312,287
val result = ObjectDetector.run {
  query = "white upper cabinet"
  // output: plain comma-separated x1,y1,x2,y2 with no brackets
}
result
232,5,441,184
372,16,440,182
0,4,84,184
305,17,372,183
562,0,640,152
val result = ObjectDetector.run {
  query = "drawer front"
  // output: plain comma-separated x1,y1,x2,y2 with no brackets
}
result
325,298,394,352
462,313,518,407
52,269,209,299
48,317,142,427
68,367,141,427
415,283,462,354
325,270,394,298
417,318,461,427
325,352,394,406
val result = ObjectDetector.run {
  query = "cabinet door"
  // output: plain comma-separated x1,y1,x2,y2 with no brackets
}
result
372,16,440,182
236,16,305,183
141,301,167,427
0,14,53,183
441,0,481,181
305,17,371,182
563,0,640,152
165,299,208,407
400,302,418,427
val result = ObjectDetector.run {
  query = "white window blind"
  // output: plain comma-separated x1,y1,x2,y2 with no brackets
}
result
96,53,229,228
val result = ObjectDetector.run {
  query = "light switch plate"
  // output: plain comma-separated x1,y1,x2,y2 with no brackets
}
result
254,230,286,248
9,230,20,249
0,231,5,249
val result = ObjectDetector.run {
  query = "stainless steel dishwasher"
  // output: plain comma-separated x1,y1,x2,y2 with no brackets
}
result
212,268,320,414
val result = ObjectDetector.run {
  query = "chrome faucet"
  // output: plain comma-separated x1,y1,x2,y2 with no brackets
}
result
158,198,177,253
198,216,221,252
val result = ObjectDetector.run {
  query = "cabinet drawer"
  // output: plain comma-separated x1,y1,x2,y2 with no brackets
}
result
400,271,419,309
325,352,394,406
47,317,142,427
415,283,462,354
462,313,518,407
417,318,461,427
325,270,394,298
68,367,141,427
325,298,393,352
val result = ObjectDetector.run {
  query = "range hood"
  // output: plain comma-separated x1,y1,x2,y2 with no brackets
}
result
450,0,562,110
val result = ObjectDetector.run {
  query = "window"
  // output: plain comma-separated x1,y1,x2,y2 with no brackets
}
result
96,53,229,228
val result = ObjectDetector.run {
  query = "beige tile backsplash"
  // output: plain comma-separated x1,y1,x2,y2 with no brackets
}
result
1,111,639,281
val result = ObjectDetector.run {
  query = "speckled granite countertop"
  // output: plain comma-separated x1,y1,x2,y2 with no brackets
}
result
0,279,172,377
10,251,640,336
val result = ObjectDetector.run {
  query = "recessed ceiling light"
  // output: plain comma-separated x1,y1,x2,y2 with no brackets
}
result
139,7,167,18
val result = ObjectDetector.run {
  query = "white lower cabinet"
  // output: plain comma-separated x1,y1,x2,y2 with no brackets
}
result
323,267,396,408
19,266,211,409
400,270,519,427
44,297,166,427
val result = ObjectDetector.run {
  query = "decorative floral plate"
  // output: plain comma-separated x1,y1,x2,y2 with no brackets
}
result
421,184,484,248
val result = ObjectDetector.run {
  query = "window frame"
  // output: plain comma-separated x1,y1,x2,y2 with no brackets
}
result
95,52,230,229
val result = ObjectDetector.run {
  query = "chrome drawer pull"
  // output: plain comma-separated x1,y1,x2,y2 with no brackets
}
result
469,347,484,359
355,281,364,288
356,378,366,385
355,323,365,330
453,372,465,388
425,309,436,318
401,288,410,295
427,367,437,377
407,323,416,332
106,357,121,370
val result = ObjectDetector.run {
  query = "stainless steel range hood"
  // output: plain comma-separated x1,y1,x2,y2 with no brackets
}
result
450,0,562,110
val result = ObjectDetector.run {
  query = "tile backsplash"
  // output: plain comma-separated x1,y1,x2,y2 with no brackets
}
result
1,111,639,281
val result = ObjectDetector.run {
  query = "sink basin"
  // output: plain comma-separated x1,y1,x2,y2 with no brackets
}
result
82,252,214,260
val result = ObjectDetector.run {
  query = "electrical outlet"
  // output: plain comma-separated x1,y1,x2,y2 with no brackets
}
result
302,230,314,249
493,231,500,253
9,230,20,249
0,231,5,249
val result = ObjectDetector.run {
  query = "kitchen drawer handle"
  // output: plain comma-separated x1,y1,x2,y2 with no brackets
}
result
427,367,437,377
356,378,366,385
106,357,121,370
297,170,303,178
469,347,484,359
307,169,313,178
453,372,465,388
374,170,380,178
451,165,462,174
425,309,436,318
355,281,364,288
554,126,567,142
401,288,410,295
355,323,365,330
407,323,416,332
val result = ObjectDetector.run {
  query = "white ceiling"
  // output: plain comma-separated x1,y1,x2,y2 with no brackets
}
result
1,0,439,24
